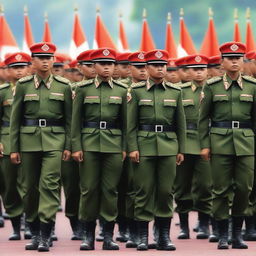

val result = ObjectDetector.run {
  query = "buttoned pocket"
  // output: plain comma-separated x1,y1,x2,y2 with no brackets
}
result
23,94,40,114
182,99,194,107
213,94,229,102
83,97,100,104
109,96,122,104
20,126,37,134
51,126,65,133
243,129,255,137
240,94,253,115
139,99,153,106
48,93,64,114
163,99,177,107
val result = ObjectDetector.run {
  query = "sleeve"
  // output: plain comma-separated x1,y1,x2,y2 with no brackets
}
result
64,84,72,151
71,86,84,152
198,84,212,149
10,82,24,153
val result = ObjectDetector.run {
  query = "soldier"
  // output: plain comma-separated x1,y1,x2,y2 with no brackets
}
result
174,54,212,240
165,58,180,84
127,49,186,251
64,60,83,83
175,57,192,83
52,54,66,77
243,51,255,76
0,53,30,240
71,48,127,251
199,42,256,250
116,53,132,86
9,42,72,252
207,56,225,78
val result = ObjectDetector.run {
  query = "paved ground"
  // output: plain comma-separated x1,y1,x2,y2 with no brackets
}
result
1,211,256,256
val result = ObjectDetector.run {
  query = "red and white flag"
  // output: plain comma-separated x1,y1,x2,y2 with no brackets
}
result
23,6,35,54
42,12,52,42
233,8,242,42
117,13,129,52
165,12,177,58
245,8,255,52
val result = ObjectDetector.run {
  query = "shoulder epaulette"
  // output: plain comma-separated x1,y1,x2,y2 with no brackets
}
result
206,76,222,85
165,82,181,90
53,75,70,85
18,75,33,83
113,80,128,88
131,81,146,89
0,83,10,90
242,75,256,84
179,81,192,88
76,79,94,87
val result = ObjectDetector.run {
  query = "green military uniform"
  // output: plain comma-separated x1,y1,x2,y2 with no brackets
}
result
10,74,72,224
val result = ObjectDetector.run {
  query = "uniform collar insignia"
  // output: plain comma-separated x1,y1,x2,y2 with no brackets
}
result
95,76,113,89
223,73,243,90
34,74,53,90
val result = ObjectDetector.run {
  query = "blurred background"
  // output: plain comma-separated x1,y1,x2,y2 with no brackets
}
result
1,0,256,52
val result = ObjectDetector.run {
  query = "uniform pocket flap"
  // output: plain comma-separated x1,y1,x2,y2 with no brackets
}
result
137,130,150,137
20,126,37,133
109,129,122,135
182,99,194,106
240,94,253,102
3,99,13,106
213,94,229,102
139,99,153,106
165,132,177,139
109,96,122,104
81,127,98,134
210,127,229,135
84,97,100,104
0,127,9,135
163,99,177,107
49,93,64,101
243,129,255,137
24,94,39,101
51,126,65,133
186,129,198,135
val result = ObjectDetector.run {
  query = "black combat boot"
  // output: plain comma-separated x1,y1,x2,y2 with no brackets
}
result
197,212,210,239
148,219,158,249
0,199,4,228
96,219,104,241
24,221,32,239
69,216,83,240
137,221,149,251
80,221,96,250
243,216,256,241
116,216,128,242
209,217,219,242
103,221,119,250
50,224,58,241
25,219,40,250
231,217,248,249
38,221,53,252
156,217,176,251
126,219,138,248
9,215,22,240
177,213,190,239
217,219,229,249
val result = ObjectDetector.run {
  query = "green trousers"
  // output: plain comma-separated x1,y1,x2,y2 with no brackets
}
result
21,151,62,223
0,155,23,217
61,160,80,218
133,156,176,221
79,152,123,222
211,154,254,220
174,154,212,215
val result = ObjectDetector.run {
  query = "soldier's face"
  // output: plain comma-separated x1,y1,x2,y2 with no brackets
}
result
222,56,243,72
146,64,167,79
129,65,148,82
94,62,115,78
8,66,29,80
32,56,54,72
178,67,191,82
78,64,96,79
208,66,225,77
52,66,65,77
189,68,208,82
117,64,131,78
112,64,120,79
165,70,180,83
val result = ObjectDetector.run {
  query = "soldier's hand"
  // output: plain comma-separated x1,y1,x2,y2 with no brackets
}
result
200,148,211,161
10,152,21,165
129,151,140,163
62,150,71,161
122,151,127,161
0,143,4,158
176,153,184,165
72,151,84,162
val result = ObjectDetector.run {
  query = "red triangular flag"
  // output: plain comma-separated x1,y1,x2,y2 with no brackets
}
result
69,9,89,59
23,6,35,54
233,9,242,42
165,13,177,58
42,13,52,43
245,8,255,52
117,14,129,52
93,10,116,50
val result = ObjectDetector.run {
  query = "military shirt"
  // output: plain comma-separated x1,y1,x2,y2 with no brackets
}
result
199,73,256,156
127,79,186,156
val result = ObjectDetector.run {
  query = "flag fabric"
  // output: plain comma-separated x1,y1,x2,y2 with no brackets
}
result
140,9,156,52
178,9,197,57
93,10,116,50
233,9,242,42
165,12,177,58
0,7,19,60
200,10,219,57
117,14,129,52
245,8,255,52
69,9,89,59
23,6,35,54
42,13,52,43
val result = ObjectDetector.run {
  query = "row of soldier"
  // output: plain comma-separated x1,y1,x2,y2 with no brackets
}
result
0,41,256,252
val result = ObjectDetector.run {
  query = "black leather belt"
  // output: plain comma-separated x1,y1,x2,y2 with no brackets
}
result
83,121,120,130
1,121,10,127
139,124,175,132
23,119,64,127
211,121,252,129
186,122,197,130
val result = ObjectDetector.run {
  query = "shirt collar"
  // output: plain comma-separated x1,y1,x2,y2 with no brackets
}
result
146,78,166,91
34,74,53,89
95,76,113,89
191,81,204,92
223,73,243,90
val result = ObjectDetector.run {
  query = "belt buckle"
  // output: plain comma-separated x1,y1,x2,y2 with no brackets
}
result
155,125,163,132
232,121,240,129
39,119,47,127
99,121,107,130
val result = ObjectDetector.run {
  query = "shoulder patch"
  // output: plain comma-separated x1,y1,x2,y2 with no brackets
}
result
76,79,94,87
206,76,222,85
179,81,192,88
113,80,128,88
165,82,181,90
131,81,146,89
0,83,10,90
242,75,256,84
53,75,70,84
18,75,33,83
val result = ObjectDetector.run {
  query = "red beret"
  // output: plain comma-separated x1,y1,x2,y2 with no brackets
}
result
175,56,189,68
208,55,221,67
30,42,56,57
145,49,169,64
4,52,31,67
90,48,116,63
128,51,146,66
116,52,131,64
167,58,178,71
219,42,246,57
53,53,66,66
185,54,209,68
0,62,5,68
245,51,256,61
68,60,78,69
77,50,95,64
